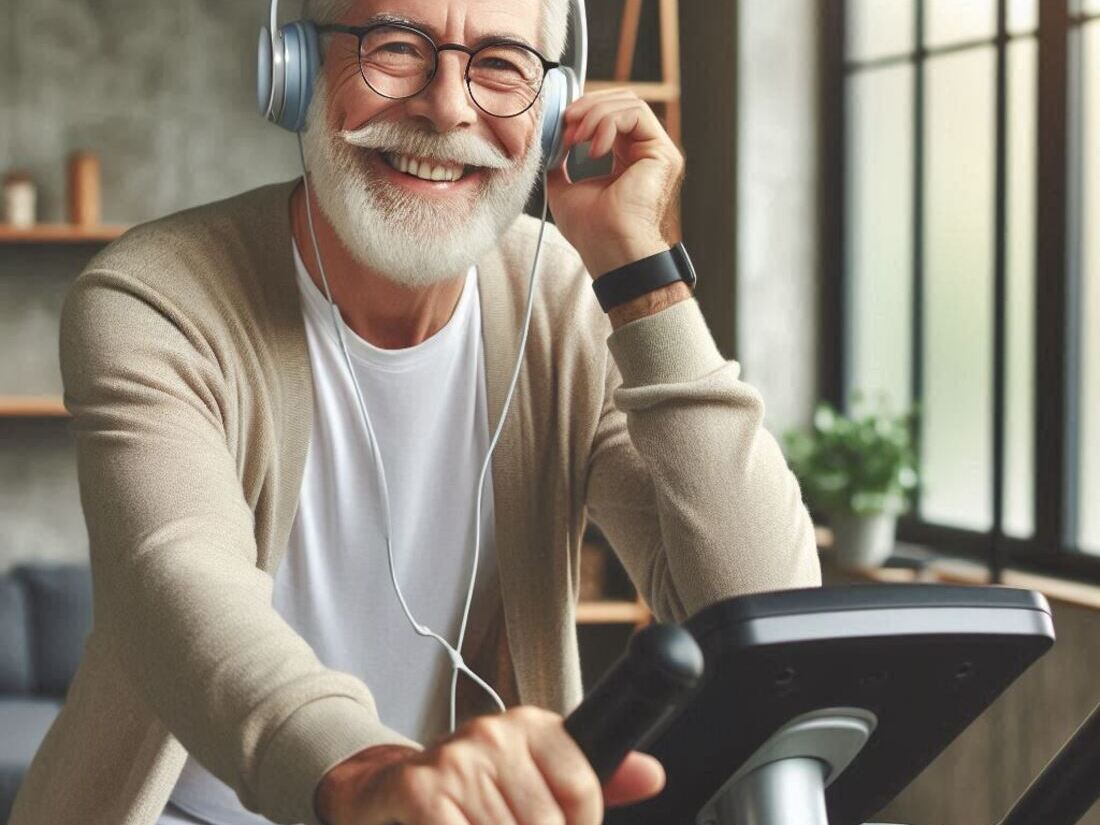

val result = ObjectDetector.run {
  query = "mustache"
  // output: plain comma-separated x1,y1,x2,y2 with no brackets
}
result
340,120,513,170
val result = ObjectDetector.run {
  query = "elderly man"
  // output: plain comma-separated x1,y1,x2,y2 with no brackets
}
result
10,0,819,824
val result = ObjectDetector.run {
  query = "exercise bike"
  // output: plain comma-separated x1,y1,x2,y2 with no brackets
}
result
564,584,1100,825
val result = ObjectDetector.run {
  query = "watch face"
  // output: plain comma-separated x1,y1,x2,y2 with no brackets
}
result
674,244,698,289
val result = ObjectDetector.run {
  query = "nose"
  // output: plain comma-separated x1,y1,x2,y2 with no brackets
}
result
403,49,479,133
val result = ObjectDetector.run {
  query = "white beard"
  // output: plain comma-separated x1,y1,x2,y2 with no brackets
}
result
300,81,544,289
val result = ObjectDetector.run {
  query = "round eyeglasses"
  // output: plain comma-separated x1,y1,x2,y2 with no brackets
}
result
317,22,561,119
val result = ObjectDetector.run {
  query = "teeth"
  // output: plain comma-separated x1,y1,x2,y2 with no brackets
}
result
385,153,465,183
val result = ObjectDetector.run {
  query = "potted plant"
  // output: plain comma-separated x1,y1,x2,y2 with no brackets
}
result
784,398,919,570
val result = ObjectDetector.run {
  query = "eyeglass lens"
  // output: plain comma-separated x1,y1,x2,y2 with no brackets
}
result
359,25,546,117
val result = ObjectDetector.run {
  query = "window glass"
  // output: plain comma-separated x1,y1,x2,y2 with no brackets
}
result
1004,39,1037,539
925,0,995,49
1084,0,1100,15
846,66,915,411
920,48,996,530
1007,0,1037,34
848,0,915,62
1079,22,1100,554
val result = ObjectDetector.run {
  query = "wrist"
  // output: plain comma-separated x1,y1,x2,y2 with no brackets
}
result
609,282,692,329
584,235,669,279
593,243,697,320
315,744,419,825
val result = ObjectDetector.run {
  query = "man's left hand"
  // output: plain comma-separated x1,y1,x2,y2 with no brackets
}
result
545,88,685,279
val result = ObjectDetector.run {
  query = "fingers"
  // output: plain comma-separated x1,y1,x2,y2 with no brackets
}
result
590,110,639,159
521,708,603,825
453,772,522,825
564,88,666,144
562,92,682,179
602,752,666,809
564,86,643,124
376,764,471,825
496,746,569,825
464,712,562,825
566,99,663,158
354,707,605,825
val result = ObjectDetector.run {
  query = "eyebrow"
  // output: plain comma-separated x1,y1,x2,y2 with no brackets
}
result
360,12,538,50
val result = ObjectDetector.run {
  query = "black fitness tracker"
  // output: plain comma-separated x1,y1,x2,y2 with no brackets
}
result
592,243,698,313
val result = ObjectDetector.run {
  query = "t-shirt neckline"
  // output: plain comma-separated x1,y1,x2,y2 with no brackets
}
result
292,240,478,371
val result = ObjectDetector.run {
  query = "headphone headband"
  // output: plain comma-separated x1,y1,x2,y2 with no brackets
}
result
270,0,280,41
260,0,281,121
261,0,588,158
268,0,586,83
567,0,588,92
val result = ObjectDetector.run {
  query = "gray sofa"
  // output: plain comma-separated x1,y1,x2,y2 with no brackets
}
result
0,564,92,823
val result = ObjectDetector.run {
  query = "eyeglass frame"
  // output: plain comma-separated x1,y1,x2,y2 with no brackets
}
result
316,21,562,119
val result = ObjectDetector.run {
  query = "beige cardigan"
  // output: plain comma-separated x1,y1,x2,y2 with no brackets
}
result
10,181,820,825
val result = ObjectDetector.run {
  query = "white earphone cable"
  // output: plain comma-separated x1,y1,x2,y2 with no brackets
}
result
296,135,548,732
449,168,551,732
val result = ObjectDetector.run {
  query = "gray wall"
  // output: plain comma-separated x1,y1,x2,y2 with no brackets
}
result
736,0,820,436
1,0,301,224
0,248,89,568
1,0,302,570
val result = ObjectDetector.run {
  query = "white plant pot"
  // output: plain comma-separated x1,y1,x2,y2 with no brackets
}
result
829,511,897,570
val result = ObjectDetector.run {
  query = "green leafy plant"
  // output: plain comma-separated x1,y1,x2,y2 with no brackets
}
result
783,396,919,517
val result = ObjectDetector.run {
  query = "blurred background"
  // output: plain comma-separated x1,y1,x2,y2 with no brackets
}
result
1,1,1099,823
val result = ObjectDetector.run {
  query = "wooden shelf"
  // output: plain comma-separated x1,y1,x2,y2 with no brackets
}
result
0,396,68,417
0,224,127,244
585,80,681,103
576,599,650,625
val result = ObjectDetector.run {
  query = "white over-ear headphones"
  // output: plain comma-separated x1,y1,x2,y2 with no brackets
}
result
262,1,589,734
259,0,588,168
537,0,588,169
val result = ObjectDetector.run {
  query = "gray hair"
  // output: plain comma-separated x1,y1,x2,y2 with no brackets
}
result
302,0,569,59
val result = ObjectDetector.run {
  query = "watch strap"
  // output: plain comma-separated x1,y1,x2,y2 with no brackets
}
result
592,243,697,313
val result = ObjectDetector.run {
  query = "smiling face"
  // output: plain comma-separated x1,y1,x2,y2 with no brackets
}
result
300,0,549,288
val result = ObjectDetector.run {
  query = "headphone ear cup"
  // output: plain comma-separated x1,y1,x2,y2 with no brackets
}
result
541,67,578,171
258,26,275,119
274,21,321,132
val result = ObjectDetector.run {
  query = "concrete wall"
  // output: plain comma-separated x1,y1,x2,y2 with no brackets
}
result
0,1,304,570
736,0,820,436
1,0,301,224
0,247,89,568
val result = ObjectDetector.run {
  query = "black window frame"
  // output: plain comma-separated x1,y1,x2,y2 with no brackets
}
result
818,0,1100,583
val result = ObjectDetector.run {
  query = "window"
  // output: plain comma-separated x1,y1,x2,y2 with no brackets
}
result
825,1,1100,578
1078,10,1100,553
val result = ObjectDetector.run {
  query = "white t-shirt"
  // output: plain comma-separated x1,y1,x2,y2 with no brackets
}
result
162,246,499,825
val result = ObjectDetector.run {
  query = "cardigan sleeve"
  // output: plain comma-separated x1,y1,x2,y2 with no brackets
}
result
59,269,421,825
584,298,821,624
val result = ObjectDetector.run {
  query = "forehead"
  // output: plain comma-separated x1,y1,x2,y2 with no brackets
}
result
344,0,541,45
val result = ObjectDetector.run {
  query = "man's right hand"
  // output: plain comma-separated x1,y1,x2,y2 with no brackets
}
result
315,705,665,825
